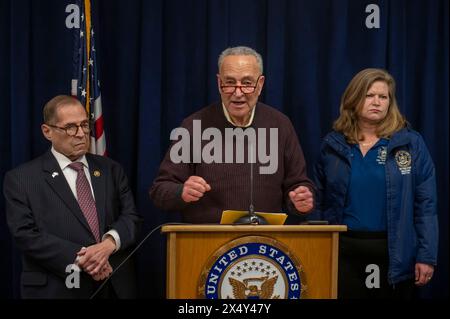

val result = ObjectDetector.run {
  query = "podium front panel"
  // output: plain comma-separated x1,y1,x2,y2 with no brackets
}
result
162,225,346,299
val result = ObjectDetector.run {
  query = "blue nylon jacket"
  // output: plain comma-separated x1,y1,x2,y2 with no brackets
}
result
313,128,438,284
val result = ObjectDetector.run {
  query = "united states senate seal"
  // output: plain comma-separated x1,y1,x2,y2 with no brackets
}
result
198,236,306,299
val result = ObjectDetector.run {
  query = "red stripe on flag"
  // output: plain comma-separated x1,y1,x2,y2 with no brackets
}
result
95,115,104,138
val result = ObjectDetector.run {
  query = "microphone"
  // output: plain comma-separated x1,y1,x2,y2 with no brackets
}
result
234,139,268,225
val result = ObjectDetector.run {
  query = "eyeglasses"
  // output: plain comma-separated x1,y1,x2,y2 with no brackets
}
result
220,75,262,94
47,121,91,136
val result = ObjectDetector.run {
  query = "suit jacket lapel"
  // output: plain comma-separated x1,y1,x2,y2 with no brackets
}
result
42,151,94,237
86,154,107,236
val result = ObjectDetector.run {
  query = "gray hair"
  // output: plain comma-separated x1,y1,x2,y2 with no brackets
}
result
218,46,263,74
43,95,84,124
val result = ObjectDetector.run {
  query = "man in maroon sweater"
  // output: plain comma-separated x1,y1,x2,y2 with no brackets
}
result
150,46,314,223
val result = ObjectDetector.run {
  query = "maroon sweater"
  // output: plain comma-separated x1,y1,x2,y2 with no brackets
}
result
149,102,314,223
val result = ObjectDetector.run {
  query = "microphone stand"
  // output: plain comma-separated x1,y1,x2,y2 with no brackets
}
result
235,140,268,225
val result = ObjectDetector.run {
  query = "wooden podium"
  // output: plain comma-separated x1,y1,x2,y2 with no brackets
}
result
162,225,346,299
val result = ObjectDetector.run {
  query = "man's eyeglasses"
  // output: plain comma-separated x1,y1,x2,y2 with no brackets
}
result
220,75,262,94
47,122,91,136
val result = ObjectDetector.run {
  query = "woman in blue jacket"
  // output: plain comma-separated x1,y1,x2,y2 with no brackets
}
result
314,68,438,299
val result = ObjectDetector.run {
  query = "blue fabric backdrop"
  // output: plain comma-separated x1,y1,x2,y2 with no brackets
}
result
0,0,448,298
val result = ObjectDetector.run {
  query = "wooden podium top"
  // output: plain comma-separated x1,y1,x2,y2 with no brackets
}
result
161,224,347,233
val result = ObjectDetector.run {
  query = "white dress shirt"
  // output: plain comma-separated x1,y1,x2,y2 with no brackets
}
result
222,102,256,127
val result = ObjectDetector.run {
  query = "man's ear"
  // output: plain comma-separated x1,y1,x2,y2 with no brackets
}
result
257,75,265,95
216,74,221,92
41,124,52,141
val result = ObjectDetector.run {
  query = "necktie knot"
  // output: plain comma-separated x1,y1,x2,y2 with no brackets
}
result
69,162,84,172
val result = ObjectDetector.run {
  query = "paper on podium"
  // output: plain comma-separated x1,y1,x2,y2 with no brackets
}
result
220,210,287,225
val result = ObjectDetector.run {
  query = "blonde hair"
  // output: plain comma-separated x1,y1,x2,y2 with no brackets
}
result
333,68,406,144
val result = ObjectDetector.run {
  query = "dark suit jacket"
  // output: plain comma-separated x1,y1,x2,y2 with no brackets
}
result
3,150,142,299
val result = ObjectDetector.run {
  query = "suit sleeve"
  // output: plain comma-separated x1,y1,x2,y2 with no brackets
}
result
3,170,82,278
108,162,143,251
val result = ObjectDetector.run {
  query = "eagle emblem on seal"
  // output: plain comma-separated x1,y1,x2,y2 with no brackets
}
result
229,276,280,299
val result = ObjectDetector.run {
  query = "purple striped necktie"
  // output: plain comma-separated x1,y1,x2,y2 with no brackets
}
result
68,162,101,242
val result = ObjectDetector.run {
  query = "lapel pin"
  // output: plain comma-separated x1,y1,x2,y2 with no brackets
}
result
51,172,59,178
93,170,101,177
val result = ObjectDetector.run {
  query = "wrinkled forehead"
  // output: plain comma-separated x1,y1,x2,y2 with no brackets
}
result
55,103,88,125
367,80,389,92
219,55,261,78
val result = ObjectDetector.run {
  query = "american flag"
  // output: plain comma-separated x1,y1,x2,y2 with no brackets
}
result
72,0,106,155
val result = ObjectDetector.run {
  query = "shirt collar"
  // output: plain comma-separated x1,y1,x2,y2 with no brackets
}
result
51,147,89,171
221,102,256,128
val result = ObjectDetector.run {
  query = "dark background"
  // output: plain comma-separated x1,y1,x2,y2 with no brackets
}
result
0,0,448,298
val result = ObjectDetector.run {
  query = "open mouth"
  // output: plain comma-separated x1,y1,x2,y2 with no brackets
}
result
231,101,246,107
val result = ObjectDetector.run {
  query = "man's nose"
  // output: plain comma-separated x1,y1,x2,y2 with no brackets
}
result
233,86,244,97
75,125,85,137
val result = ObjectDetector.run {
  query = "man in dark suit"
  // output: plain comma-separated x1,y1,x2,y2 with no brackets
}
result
3,95,142,298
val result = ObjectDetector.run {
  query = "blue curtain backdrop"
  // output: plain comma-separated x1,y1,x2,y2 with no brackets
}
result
0,0,448,299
